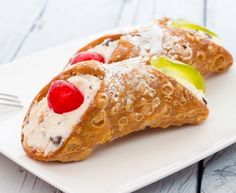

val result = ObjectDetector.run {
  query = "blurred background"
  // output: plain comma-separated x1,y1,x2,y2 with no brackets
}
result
0,0,235,65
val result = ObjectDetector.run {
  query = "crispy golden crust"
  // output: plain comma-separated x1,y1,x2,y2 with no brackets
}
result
157,18,233,76
22,60,208,162
67,18,233,76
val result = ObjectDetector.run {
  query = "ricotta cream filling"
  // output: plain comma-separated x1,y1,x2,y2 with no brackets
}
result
174,77,206,102
88,40,118,62
23,75,101,155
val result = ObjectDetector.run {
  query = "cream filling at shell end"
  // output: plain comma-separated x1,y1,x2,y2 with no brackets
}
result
151,65,206,103
175,77,206,103
88,40,118,63
22,75,101,156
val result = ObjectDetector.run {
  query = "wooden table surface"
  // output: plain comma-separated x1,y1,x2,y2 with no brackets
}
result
0,0,235,192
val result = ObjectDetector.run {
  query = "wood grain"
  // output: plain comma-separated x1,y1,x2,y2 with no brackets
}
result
205,0,236,56
0,154,61,193
117,0,204,26
200,1,236,192
135,164,198,193
201,144,236,193
16,0,125,58
0,0,48,63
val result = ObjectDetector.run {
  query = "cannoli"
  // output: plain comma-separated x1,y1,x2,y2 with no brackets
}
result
22,57,208,162
65,18,233,76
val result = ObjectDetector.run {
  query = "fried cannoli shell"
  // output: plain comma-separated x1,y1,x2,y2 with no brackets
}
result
67,18,233,76
22,60,208,162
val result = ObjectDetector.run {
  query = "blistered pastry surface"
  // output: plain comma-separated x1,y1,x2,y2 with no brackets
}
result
68,18,233,76
22,60,208,162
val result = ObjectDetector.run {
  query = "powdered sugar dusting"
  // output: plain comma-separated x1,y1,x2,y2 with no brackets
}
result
86,24,164,63
121,25,164,56
102,57,206,106
101,57,159,104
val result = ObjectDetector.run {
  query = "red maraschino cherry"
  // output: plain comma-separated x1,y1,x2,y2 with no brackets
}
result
47,80,84,114
70,52,105,65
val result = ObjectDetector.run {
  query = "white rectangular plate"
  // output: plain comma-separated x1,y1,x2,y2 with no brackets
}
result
0,29,236,193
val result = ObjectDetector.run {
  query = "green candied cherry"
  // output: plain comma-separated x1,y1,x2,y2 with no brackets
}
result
172,18,217,38
150,56,206,92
